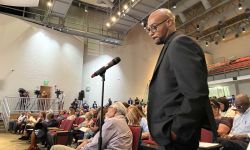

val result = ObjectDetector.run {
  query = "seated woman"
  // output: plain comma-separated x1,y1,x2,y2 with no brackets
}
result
19,111,46,140
127,105,150,139
210,99,233,136
27,113,58,150
73,112,93,142
51,101,133,150
67,107,76,120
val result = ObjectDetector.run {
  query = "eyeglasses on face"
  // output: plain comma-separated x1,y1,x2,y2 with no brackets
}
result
146,18,169,33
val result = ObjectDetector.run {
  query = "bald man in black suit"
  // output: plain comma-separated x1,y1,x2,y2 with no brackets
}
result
146,8,217,150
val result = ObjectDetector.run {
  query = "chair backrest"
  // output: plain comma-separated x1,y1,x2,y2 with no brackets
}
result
129,125,142,150
74,117,85,125
63,120,74,131
200,128,213,143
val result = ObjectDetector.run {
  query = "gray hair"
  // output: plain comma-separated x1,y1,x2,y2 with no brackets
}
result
111,101,127,116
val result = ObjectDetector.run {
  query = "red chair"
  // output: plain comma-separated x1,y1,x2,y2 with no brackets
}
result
200,128,213,143
47,120,74,149
129,125,142,150
74,117,85,125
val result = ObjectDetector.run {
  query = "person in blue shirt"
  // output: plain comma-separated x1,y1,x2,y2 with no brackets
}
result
92,101,98,109
128,98,133,105
219,94,250,150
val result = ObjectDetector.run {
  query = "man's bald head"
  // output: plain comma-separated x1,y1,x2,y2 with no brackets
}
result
147,8,176,45
148,9,175,24
235,94,250,113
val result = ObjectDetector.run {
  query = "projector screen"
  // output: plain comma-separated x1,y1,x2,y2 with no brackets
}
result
0,0,39,7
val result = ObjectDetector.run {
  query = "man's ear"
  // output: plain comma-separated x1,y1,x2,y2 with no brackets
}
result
167,19,172,27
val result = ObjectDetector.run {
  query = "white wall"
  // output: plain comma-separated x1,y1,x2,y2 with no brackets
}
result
0,14,84,107
82,25,162,105
204,32,250,62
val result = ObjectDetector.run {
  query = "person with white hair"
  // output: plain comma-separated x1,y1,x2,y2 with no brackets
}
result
51,101,132,150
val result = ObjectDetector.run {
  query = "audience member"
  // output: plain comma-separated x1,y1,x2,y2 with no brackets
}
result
8,112,26,133
27,113,58,150
128,98,133,105
67,107,76,120
92,101,97,109
127,105,150,139
210,99,232,136
51,101,132,150
218,94,250,150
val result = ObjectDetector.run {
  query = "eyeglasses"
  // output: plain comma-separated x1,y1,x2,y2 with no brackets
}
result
146,19,169,33
235,105,244,109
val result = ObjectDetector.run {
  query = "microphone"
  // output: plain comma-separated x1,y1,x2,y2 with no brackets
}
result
91,57,121,78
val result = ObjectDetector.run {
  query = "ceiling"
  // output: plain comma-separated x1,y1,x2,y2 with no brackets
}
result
0,0,249,45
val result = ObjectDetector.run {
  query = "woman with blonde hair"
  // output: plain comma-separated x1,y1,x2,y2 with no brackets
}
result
126,105,150,139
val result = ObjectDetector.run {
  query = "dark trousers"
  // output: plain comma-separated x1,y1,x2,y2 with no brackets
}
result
218,138,249,150
158,129,200,150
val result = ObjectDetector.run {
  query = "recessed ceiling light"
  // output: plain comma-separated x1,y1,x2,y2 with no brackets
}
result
47,1,52,7
106,22,111,27
117,11,121,16
111,16,117,22
123,4,128,10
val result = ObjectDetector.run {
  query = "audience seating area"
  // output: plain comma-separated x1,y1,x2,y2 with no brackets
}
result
208,55,250,75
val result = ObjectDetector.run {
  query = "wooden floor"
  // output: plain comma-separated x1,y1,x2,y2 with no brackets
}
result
0,132,76,150
0,133,30,150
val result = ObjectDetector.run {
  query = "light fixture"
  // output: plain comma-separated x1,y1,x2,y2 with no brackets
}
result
172,3,176,9
131,0,135,2
242,27,246,33
238,3,243,10
123,4,128,10
215,41,219,45
196,24,200,30
222,35,225,41
117,11,121,16
106,22,111,27
235,33,239,38
111,16,117,22
123,13,126,17
141,21,144,26
196,37,199,40
205,41,208,47
47,1,52,7
84,6,88,13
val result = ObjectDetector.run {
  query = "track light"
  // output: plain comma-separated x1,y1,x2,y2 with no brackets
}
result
84,6,88,13
238,3,243,10
123,13,126,17
131,0,135,2
222,35,225,41
242,27,246,33
196,24,200,30
117,11,121,16
205,41,208,47
235,33,239,38
172,3,176,9
141,21,144,26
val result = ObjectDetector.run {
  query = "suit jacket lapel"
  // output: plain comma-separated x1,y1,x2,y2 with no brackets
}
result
151,32,180,83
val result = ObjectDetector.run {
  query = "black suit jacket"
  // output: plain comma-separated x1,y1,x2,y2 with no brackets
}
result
147,32,217,146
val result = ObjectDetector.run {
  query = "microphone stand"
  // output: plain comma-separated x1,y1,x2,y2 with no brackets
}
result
98,72,105,150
